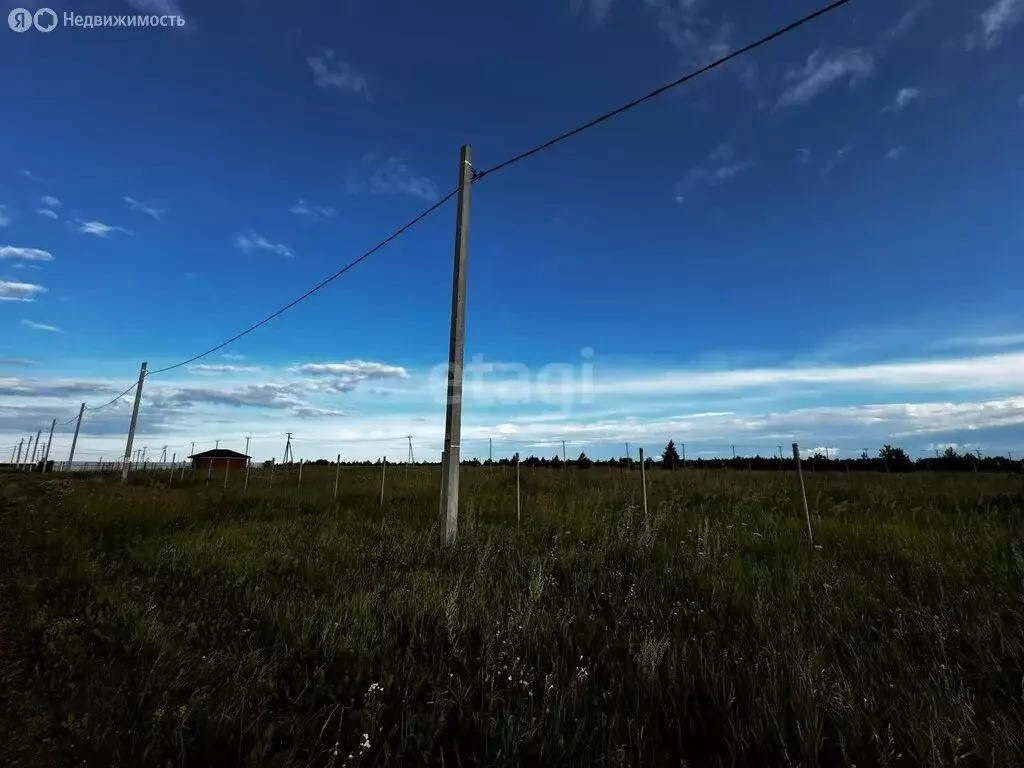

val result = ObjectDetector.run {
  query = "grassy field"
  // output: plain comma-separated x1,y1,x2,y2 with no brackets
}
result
1,465,1022,767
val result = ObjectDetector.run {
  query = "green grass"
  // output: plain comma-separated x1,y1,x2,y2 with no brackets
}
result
1,466,1022,766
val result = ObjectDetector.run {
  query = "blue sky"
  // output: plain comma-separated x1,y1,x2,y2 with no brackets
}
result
2,0,1024,463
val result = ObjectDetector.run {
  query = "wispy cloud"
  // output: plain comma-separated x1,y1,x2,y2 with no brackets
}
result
0,281,46,302
884,86,920,112
0,246,54,262
123,196,164,219
823,144,854,176
886,146,906,161
307,49,370,96
881,2,929,45
39,196,60,208
221,353,246,361
21,319,62,333
125,0,183,17
347,156,439,202
234,230,295,258
675,143,756,201
968,0,1024,49
796,147,812,164
776,49,874,108
931,332,1024,350
571,0,616,22
0,206,10,227
292,361,409,379
0,358,32,366
36,209,59,220
187,363,263,374
643,0,732,66
74,219,132,237
290,199,338,222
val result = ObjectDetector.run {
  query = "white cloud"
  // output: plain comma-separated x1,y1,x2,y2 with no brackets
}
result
21,319,62,333
643,0,732,66
969,0,1024,49
712,161,755,182
293,361,409,379
75,220,132,237
123,196,164,219
39,196,61,208
307,50,369,96
125,0,183,16
0,206,11,227
0,246,53,262
677,144,755,199
221,353,246,361
348,156,439,202
823,144,854,175
0,281,47,302
581,0,616,22
881,2,929,45
796,147,811,164
777,49,875,108
884,86,920,112
187,364,263,374
233,230,295,258
886,146,906,160
290,199,338,222
36,209,59,220
932,332,1024,350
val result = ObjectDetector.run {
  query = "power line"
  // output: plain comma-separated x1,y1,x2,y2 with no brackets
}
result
147,189,459,376
473,0,853,180
84,381,139,414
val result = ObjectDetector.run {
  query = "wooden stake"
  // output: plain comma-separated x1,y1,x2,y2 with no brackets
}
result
639,447,649,531
516,453,521,522
792,443,814,548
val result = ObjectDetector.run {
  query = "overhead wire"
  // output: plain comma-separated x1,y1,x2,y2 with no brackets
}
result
473,0,852,180
146,189,459,376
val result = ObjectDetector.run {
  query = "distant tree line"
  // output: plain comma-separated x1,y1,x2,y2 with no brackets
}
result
284,443,1021,474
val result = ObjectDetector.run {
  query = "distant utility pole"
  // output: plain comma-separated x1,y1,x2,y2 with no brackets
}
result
625,442,630,469
488,437,492,466
732,444,736,460
160,446,167,463
42,419,56,468
67,403,85,467
407,435,414,478
14,439,23,465
28,429,41,471
244,436,251,490
282,433,294,464
121,361,148,482
562,440,567,464
215,439,220,449
439,144,473,548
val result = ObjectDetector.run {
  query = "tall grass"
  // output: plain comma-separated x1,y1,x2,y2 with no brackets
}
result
1,466,1022,766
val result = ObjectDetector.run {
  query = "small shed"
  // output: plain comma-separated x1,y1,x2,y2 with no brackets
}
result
188,449,250,470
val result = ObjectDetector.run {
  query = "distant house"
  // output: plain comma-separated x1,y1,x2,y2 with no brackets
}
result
188,449,250,470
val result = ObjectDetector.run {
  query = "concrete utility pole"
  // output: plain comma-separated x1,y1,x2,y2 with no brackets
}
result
121,361,148,482
562,440,567,464
28,429,41,471
625,442,630,469
282,433,293,464
42,418,56,470
439,145,473,547
244,436,251,490
14,440,23,465
67,403,85,468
